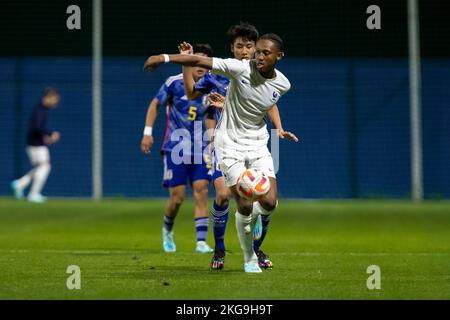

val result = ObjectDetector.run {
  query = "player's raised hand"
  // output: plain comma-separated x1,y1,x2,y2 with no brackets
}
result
140,135,154,154
143,55,164,71
51,131,61,143
178,42,193,55
44,131,61,145
207,92,225,108
277,129,299,142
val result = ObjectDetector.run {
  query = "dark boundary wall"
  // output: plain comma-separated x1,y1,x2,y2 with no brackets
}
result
0,0,449,198
1,57,449,198
1,0,450,58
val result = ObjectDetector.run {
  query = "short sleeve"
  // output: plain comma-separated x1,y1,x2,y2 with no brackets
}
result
194,73,214,94
206,106,216,120
154,81,172,106
212,58,248,78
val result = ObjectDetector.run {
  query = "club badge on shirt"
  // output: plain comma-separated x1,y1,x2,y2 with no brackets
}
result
271,91,280,102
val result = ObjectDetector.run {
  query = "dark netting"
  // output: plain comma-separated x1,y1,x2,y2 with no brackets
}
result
1,0,449,198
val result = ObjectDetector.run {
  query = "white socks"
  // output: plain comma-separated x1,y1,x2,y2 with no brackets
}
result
28,163,51,197
16,168,36,189
235,211,258,264
236,202,279,264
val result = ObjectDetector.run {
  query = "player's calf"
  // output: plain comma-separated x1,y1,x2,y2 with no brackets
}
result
215,190,230,207
167,193,184,213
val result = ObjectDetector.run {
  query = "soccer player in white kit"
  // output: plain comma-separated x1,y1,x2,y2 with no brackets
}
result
144,33,292,273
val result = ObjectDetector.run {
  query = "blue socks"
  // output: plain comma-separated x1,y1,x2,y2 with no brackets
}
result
194,217,209,242
211,200,229,250
253,214,271,252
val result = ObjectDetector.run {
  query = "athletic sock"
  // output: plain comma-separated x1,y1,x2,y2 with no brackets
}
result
235,211,258,264
163,214,175,232
195,217,209,242
211,200,229,250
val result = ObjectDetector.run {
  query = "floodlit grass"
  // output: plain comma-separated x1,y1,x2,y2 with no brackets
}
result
0,198,449,299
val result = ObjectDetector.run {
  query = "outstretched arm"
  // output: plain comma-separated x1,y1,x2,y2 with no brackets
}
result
268,104,299,142
267,105,282,130
144,53,213,72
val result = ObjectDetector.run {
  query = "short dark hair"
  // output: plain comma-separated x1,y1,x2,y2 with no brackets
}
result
42,86,59,97
259,33,284,52
227,22,259,44
193,43,214,57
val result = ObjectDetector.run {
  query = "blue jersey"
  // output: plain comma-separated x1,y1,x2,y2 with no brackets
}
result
194,71,230,122
27,102,53,146
155,74,211,155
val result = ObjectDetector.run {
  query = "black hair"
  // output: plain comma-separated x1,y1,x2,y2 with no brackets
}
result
42,86,59,97
258,33,284,52
193,43,214,57
227,22,259,44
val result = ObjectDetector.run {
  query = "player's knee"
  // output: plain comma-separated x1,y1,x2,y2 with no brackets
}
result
238,204,252,215
237,198,252,215
193,187,208,201
261,197,278,212
170,193,185,207
37,162,51,173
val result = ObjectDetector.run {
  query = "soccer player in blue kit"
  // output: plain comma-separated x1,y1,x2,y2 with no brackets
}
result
181,23,298,270
140,44,215,254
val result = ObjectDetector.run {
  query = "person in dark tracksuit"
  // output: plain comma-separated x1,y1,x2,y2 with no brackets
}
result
11,87,61,203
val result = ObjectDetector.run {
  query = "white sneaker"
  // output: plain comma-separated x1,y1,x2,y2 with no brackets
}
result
11,180,24,200
244,262,262,273
162,228,176,252
195,241,213,253
27,194,47,203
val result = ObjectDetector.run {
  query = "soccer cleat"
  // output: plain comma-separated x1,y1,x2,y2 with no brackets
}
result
195,241,214,253
210,249,225,270
11,180,24,200
162,227,176,252
27,194,47,203
253,214,262,240
256,250,273,269
244,261,262,273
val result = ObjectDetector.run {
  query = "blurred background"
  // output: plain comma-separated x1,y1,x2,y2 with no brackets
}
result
0,0,449,199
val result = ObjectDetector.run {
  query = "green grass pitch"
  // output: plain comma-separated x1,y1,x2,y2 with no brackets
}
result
0,198,449,299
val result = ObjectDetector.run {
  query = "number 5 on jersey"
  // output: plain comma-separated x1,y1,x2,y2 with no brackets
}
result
187,106,197,121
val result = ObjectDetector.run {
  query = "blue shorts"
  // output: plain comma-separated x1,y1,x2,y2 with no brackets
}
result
163,151,212,188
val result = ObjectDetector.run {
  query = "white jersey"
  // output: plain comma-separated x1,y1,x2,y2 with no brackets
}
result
211,57,291,150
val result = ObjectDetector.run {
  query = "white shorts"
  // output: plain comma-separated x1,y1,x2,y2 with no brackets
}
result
218,146,275,187
26,146,50,166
